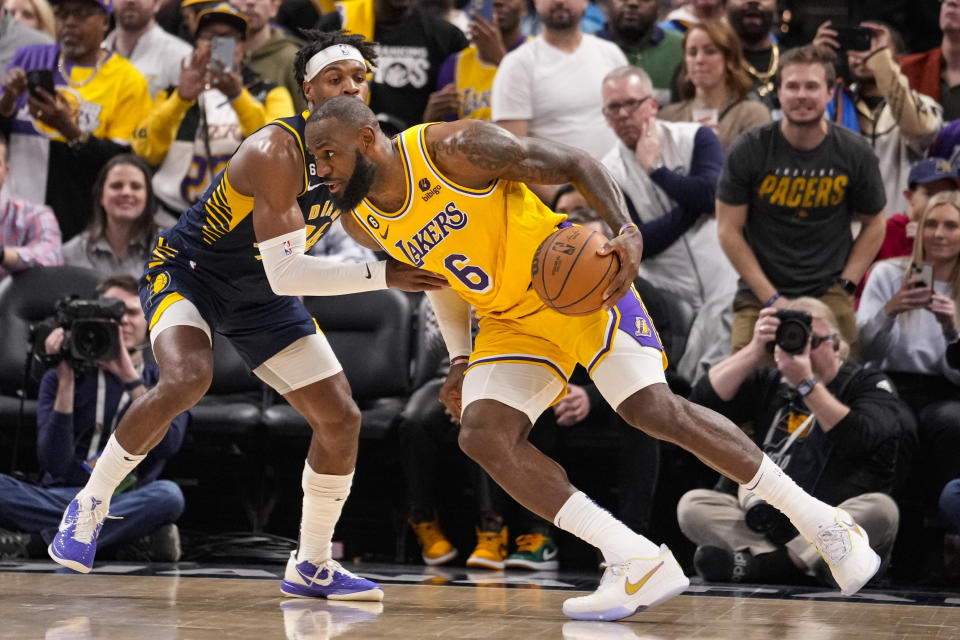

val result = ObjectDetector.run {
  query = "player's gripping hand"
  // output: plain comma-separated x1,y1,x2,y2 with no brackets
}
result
598,225,643,309
385,259,449,292
439,360,468,421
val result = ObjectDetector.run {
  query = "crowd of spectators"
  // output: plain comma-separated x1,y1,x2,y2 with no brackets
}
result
0,0,959,586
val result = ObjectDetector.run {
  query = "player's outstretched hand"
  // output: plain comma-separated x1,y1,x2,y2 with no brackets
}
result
598,226,643,309
385,259,449,292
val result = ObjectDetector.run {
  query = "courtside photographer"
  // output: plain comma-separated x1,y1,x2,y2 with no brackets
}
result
676,298,914,587
0,275,187,562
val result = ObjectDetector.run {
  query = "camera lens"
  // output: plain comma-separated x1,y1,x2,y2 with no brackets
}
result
775,319,809,354
71,320,113,360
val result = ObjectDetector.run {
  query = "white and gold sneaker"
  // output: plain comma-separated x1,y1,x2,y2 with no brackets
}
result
562,544,689,621
814,509,881,596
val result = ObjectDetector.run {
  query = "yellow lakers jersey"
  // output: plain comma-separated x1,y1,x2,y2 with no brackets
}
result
351,124,566,319
455,46,497,120
454,39,529,120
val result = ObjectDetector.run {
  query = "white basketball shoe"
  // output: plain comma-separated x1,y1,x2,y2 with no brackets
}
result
814,508,881,596
562,544,689,621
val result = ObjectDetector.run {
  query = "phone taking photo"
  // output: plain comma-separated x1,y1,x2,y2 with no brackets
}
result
209,36,236,73
26,68,55,97
910,262,934,297
834,26,872,52
469,0,494,23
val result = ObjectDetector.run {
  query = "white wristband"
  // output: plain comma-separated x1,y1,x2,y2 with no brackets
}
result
258,228,387,296
426,288,473,360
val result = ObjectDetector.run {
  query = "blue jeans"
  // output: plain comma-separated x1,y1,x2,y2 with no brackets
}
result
0,474,184,548
940,478,960,534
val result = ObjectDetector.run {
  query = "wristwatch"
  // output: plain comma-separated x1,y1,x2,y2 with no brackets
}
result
648,157,665,174
797,377,819,397
836,277,857,295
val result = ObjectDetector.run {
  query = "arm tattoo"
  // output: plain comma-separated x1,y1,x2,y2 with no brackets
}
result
429,123,524,172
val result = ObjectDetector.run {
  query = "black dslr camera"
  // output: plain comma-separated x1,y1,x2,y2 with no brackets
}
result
774,310,812,354
32,296,126,371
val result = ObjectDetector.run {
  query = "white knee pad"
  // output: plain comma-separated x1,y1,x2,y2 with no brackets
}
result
253,332,342,395
150,297,212,347
461,360,565,424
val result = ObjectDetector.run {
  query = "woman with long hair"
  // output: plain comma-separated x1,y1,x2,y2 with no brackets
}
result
62,154,162,280
2,0,55,38
659,19,770,150
857,189,960,520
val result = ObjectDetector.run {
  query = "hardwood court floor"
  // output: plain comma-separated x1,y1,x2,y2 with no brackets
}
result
3,565,960,639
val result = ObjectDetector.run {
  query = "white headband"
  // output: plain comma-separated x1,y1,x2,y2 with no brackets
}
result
304,44,367,82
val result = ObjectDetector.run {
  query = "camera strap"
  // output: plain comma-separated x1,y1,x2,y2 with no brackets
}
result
86,370,131,460
765,408,814,465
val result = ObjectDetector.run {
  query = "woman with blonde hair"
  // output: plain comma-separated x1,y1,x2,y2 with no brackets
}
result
858,189,960,521
659,19,771,150
2,0,55,38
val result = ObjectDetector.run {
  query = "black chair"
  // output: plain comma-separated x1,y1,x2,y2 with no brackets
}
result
0,266,100,476
188,336,265,438
261,288,414,440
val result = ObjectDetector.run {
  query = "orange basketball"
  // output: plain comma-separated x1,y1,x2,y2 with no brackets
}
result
531,226,620,316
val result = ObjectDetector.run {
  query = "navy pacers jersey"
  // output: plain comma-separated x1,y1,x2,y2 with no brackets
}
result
147,112,338,302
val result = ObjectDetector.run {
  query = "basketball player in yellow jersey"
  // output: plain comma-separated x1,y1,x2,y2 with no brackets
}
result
305,97,883,622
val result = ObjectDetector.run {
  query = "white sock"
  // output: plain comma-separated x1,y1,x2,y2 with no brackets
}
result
742,454,836,541
81,434,144,507
554,491,660,564
297,463,353,563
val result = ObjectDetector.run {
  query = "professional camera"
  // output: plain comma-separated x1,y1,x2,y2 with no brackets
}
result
737,486,797,545
32,296,126,371
774,309,812,355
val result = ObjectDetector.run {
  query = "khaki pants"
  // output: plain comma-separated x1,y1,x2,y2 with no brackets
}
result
730,284,859,359
676,489,899,573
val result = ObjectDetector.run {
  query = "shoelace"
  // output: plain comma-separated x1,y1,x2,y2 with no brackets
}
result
514,534,547,553
816,525,852,564
597,562,626,587
72,508,120,545
315,558,358,579
475,531,504,552
413,522,446,548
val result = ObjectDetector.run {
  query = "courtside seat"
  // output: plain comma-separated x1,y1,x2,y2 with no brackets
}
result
261,289,414,440
0,266,100,476
189,336,265,437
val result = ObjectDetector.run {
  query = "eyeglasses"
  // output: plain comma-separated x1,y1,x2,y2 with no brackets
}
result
810,333,837,349
601,96,652,117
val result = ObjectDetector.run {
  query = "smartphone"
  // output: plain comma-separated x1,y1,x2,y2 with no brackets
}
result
26,68,55,97
835,26,872,52
209,36,236,73
469,0,494,23
910,262,934,294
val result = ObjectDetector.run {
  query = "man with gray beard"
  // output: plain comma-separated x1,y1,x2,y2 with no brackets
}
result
600,65,733,385
104,0,192,98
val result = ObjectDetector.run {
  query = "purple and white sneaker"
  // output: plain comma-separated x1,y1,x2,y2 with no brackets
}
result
280,551,384,601
48,495,112,573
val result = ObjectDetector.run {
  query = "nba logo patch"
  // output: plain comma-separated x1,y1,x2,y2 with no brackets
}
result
282,240,293,255
634,317,651,338
151,271,170,297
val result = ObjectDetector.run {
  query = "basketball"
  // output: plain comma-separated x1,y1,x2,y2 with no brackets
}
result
531,226,620,316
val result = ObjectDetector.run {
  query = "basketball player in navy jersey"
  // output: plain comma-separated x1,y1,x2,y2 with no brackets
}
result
47,31,446,601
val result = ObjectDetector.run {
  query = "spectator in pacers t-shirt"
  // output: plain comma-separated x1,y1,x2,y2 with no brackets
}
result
716,45,886,359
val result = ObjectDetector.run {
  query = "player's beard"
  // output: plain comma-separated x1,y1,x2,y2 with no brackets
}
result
728,7,775,48
330,151,377,212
